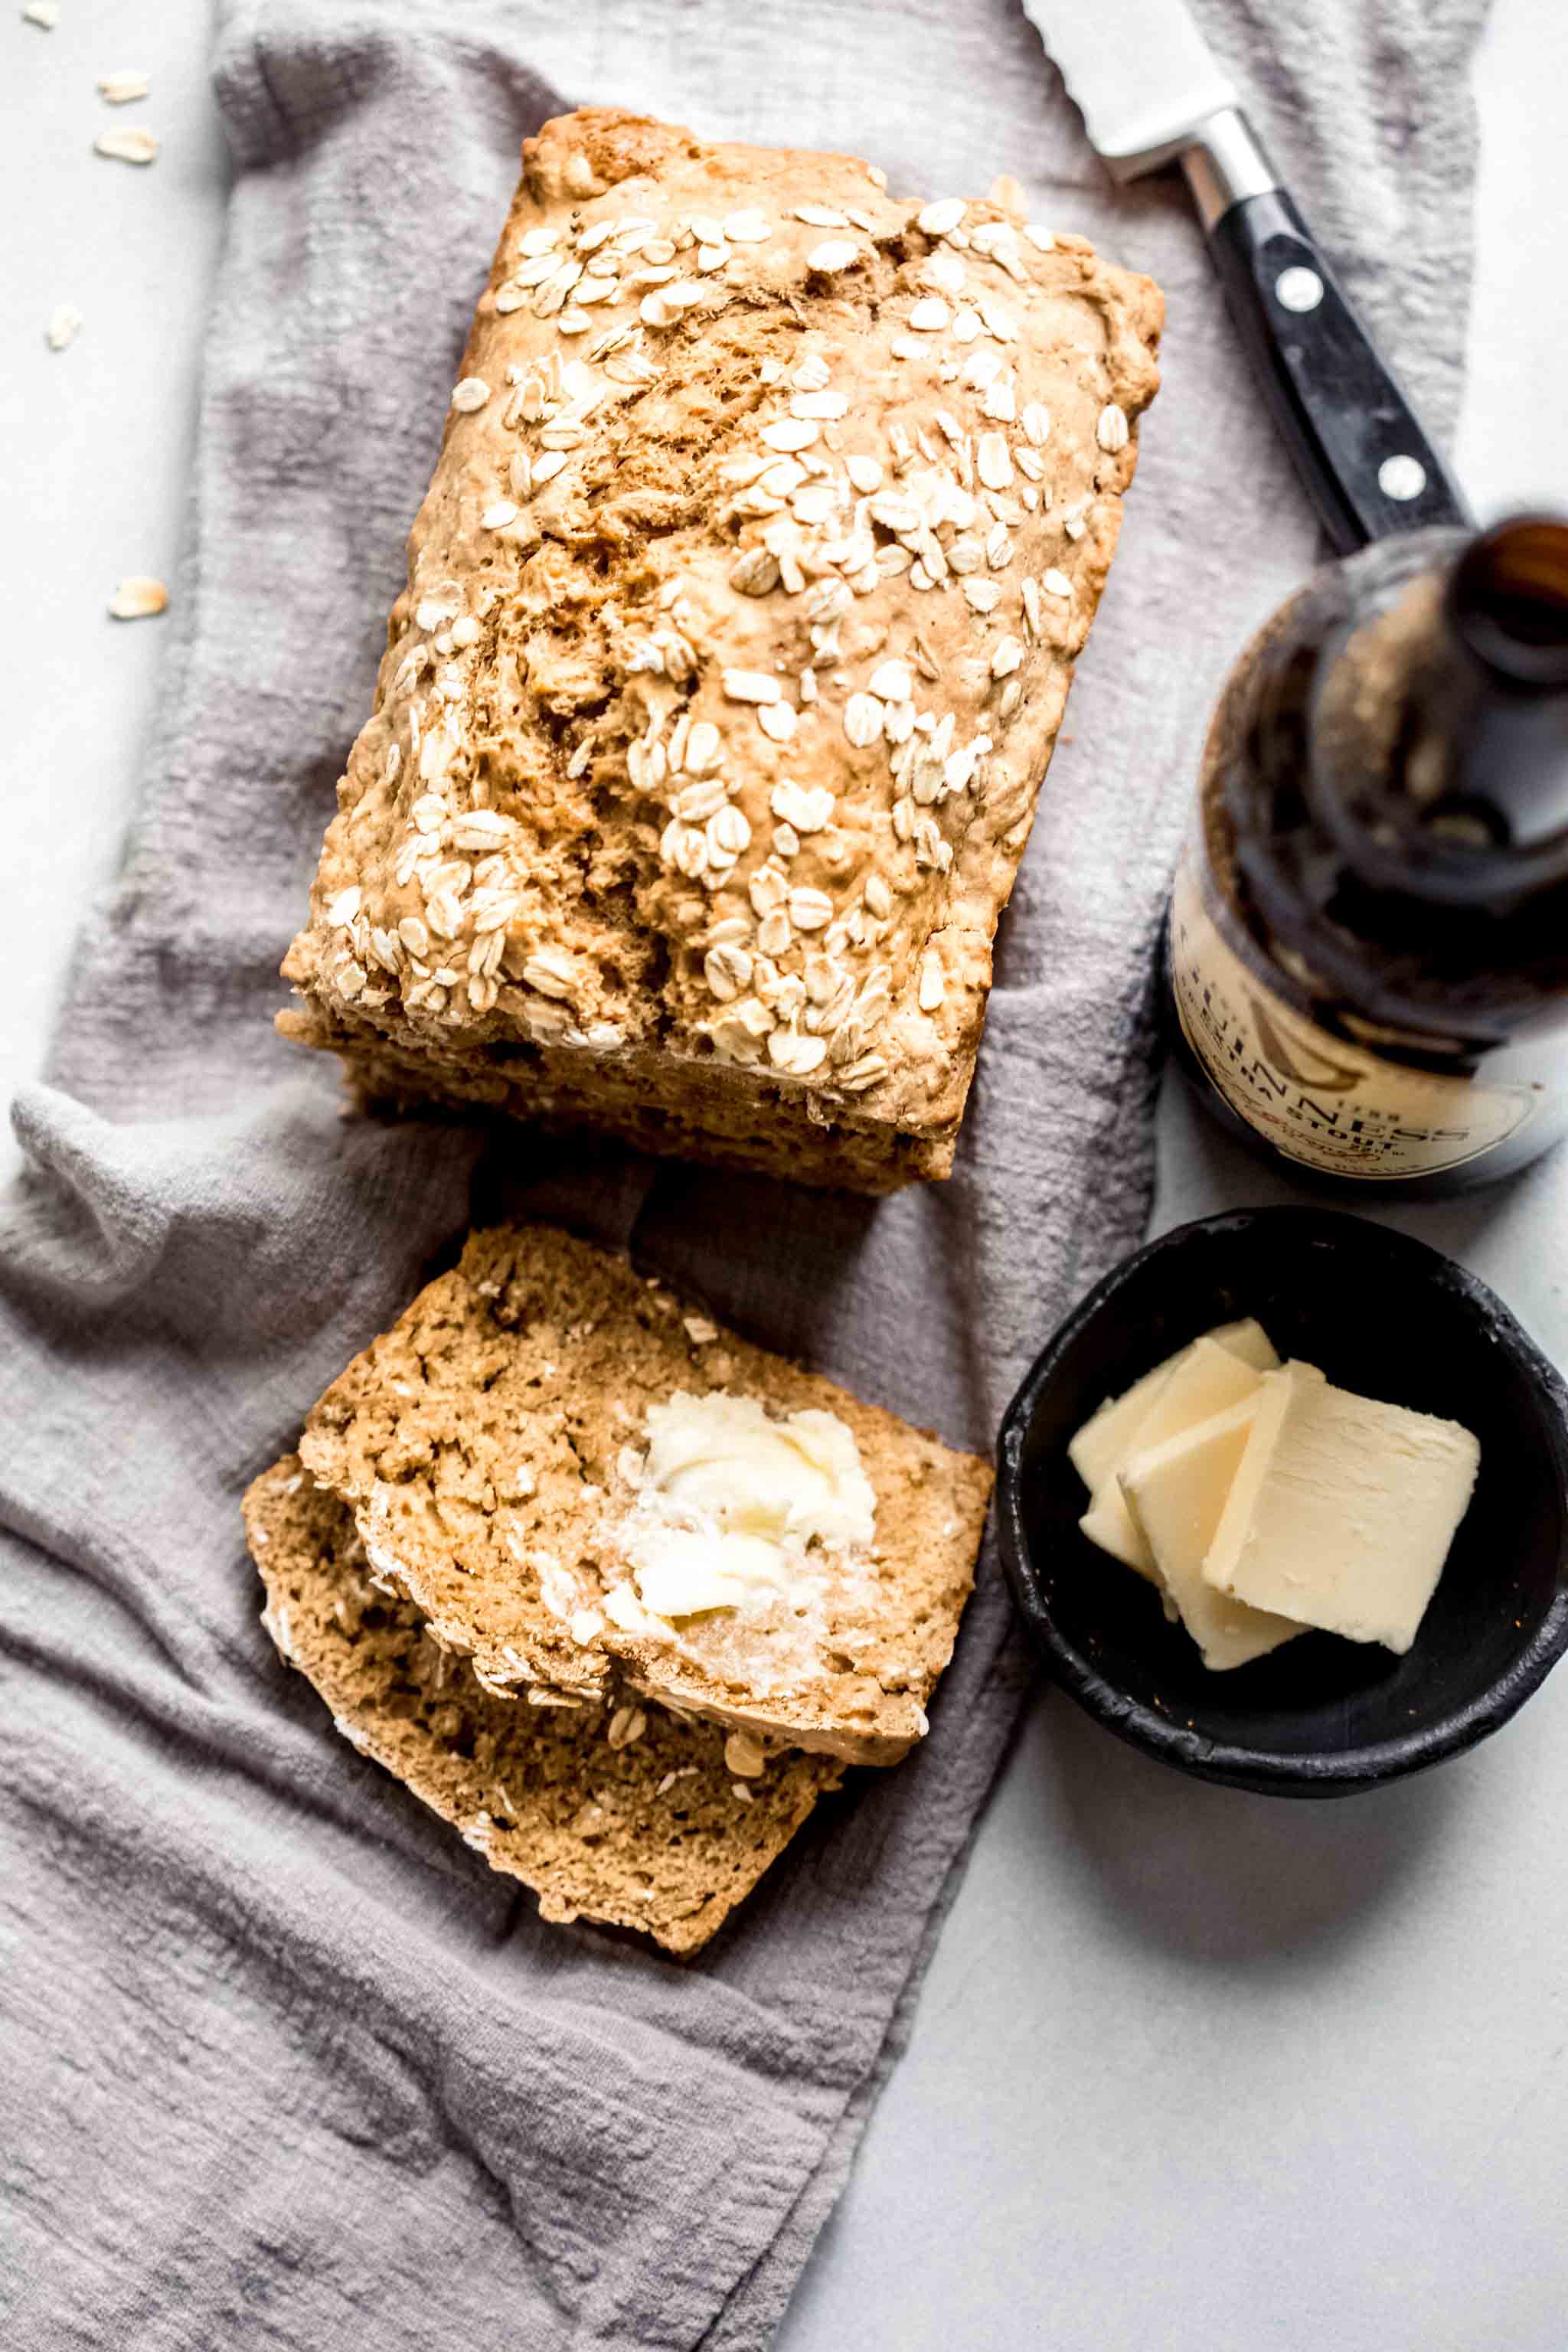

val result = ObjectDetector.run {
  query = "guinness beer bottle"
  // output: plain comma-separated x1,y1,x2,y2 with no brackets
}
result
1168,515,1568,1193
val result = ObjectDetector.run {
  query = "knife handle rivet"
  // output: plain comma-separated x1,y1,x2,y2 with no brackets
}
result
1274,265,1325,313
1378,454,1428,502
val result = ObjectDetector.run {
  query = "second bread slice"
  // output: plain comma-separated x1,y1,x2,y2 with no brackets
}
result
245,1458,840,1952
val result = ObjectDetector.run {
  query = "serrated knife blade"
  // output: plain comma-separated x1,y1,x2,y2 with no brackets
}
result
1020,0,1468,552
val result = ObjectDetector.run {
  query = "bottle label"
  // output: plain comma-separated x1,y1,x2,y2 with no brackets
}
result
1170,854,1540,1180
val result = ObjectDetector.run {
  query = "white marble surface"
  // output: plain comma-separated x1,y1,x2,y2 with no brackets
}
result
6,4,1568,2346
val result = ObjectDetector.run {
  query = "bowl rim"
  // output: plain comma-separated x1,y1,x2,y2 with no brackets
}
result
996,1206,1568,1796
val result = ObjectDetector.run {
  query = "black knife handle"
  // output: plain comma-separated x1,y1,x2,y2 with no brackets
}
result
1204,185,1470,555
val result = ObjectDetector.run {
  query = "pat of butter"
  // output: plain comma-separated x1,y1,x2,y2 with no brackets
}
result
1077,1328,1279,1579
642,1392,875,1547
1068,1318,1278,1496
610,1391,876,1625
625,1525,792,1617
1202,1362,1481,1655
1119,1397,1303,1671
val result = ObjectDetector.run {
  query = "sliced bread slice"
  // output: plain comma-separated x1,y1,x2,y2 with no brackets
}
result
243,1456,841,1954
299,1223,992,1764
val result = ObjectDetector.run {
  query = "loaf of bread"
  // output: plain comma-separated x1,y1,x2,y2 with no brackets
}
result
244,1459,842,1952
279,107,1162,1190
299,1223,994,1766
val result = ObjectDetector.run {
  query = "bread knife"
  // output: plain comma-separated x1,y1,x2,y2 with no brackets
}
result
1019,0,1470,554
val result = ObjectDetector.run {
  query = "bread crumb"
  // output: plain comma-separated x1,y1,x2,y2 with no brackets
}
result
108,577,169,621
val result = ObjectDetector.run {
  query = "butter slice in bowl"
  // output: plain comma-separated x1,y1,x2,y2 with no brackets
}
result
1118,1396,1304,1671
1203,1362,1481,1655
1070,1319,1278,1581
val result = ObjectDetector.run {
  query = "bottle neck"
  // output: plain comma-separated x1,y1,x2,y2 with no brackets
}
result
1305,515,1568,912
1214,521,1568,1051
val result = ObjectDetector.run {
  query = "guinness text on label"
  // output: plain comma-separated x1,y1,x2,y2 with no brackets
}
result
1171,854,1539,1181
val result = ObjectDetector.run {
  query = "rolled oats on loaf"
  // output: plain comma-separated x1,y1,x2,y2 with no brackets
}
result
297,1223,994,1766
280,106,1163,1191
243,1458,842,1954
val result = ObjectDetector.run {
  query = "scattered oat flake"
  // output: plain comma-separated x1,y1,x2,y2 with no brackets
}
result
450,376,491,413
757,701,796,743
791,388,848,421
45,303,83,351
868,659,912,702
94,126,159,165
907,297,951,332
683,1315,719,1345
843,692,884,748
917,198,967,237
795,204,849,228
108,576,168,621
1097,402,1130,452
808,238,859,274
788,887,833,932
98,70,150,103
724,1730,767,1778
976,431,1013,489
22,1,59,25
730,546,779,596
760,415,818,454
1043,567,1074,599
722,669,780,704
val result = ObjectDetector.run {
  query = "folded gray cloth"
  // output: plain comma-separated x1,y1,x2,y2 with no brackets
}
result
0,2,1486,2344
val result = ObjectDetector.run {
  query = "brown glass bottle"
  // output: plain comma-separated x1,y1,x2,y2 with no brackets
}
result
1167,516,1568,1194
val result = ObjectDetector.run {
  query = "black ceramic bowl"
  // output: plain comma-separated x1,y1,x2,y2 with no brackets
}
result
997,1209,1568,1795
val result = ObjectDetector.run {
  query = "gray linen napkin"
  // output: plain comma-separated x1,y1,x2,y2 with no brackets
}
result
0,2,1487,2344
